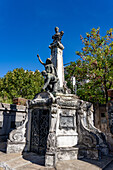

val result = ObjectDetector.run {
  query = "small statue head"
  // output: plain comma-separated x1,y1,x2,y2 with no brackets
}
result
55,27,59,33
46,58,52,65
60,31,64,36
42,70,47,76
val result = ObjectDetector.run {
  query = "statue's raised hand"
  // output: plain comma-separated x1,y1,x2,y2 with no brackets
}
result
37,54,45,65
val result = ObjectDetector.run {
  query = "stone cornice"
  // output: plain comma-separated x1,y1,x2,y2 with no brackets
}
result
49,41,64,50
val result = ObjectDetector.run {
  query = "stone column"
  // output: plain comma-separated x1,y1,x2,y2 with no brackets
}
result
49,27,64,88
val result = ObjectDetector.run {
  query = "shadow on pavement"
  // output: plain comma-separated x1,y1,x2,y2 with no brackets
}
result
23,152,45,166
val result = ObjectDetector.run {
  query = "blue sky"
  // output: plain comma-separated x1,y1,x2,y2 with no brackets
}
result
0,0,113,77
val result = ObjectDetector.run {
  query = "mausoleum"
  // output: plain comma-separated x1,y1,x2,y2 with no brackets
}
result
6,27,109,167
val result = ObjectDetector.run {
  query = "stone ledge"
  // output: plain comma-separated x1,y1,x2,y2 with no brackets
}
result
0,103,27,112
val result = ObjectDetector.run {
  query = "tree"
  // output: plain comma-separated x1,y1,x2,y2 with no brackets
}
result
65,28,113,104
0,68,44,104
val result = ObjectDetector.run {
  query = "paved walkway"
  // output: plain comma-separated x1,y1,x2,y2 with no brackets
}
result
0,152,51,170
0,151,113,170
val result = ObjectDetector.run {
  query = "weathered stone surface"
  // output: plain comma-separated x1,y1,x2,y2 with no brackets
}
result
7,142,26,153
57,136,78,147
108,101,113,134
6,104,28,153
45,153,55,167
3,90,109,167
105,99,113,152
55,147,78,163
49,27,64,88
0,103,27,144
77,100,109,159
24,91,109,167
26,92,79,167
29,91,55,108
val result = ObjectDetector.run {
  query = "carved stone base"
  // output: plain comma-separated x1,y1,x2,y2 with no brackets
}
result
78,148,99,160
45,147,78,167
55,147,78,163
26,92,109,167
7,140,25,153
45,152,55,167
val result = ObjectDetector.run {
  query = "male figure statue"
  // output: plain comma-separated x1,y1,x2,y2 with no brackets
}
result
52,27,64,43
37,54,60,93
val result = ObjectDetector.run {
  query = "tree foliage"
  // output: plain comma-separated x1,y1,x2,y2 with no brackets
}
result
66,28,113,104
0,68,44,103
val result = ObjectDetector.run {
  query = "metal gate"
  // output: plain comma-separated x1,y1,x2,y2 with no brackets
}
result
30,109,49,155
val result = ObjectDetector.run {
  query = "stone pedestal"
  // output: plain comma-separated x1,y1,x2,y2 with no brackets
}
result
25,91,109,167
49,44,64,89
49,28,64,88
26,92,79,167
6,91,109,167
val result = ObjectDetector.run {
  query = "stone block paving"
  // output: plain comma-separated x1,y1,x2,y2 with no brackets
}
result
0,152,54,170
0,151,113,170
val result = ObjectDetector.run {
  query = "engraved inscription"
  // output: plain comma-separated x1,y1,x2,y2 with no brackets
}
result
59,114,75,130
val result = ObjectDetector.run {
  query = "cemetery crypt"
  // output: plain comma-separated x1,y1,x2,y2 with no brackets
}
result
7,27,109,167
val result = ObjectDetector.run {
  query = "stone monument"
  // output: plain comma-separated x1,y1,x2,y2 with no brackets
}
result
49,27,64,89
6,27,109,168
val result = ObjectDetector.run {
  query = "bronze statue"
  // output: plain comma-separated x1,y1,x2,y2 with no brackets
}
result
37,54,60,93
52,27,64,43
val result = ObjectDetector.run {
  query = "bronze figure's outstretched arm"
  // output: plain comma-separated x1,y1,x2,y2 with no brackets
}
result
37,54,45,65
